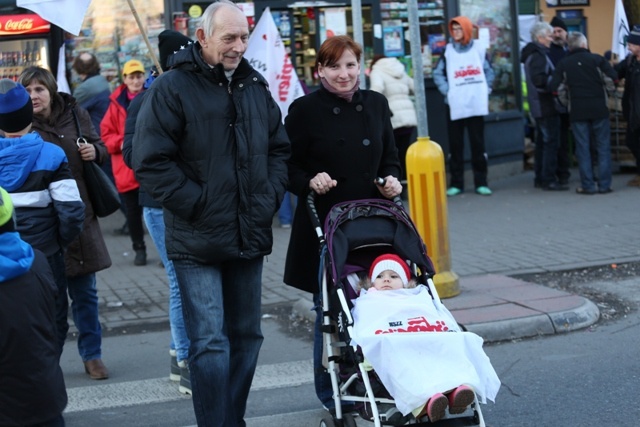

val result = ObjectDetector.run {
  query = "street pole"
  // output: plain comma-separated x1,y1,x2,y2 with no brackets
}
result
405,0,459,297
350,0,367,88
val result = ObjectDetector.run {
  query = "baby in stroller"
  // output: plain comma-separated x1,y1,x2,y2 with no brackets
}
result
350,253,501,424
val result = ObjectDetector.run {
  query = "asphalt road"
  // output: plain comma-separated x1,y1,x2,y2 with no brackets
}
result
60,273,640,427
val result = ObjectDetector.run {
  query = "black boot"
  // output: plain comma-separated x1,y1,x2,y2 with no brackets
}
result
133,242,147,266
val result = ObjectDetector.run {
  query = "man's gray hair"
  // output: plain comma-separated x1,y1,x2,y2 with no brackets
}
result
567,32,588,51
530,22,553,42
199,0,242,38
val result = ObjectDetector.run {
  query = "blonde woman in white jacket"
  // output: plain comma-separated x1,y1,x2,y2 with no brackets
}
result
370,56,418,183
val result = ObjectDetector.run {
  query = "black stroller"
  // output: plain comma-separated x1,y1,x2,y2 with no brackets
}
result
307,193,486,427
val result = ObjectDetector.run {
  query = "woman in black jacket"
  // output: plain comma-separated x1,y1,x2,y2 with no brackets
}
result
283,35,402,412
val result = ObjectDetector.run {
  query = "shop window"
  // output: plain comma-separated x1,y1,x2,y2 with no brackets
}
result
380,0,445,78
272,5,373,88
460,0,517,113
68,0,165,91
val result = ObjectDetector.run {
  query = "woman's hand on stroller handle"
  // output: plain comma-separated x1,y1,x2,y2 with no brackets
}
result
375,175,402,199
309,172,337,195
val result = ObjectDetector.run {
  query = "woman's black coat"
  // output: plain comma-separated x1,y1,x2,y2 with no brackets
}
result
283,86,401,293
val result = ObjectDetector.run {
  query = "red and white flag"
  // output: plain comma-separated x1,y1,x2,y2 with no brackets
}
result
17,0,91,36
245,7,304,120
612,0,630,59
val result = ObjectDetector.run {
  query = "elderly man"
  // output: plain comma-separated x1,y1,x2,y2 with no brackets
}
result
550,32,617,194
521,22,567,191
549,16,571,187
132,1,289,425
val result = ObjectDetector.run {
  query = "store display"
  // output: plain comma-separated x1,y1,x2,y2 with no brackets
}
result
0,39,47,81
381,0,444,77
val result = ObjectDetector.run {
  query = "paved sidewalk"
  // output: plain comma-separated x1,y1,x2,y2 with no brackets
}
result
87,169,640,342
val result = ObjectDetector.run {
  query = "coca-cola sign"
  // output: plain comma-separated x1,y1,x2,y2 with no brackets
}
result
0,14,50,35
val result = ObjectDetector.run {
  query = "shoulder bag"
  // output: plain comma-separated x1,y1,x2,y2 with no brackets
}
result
72,108,120,218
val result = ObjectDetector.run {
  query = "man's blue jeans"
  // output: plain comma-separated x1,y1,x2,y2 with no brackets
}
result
143,207,190,362
174,258,264,427
572,118,612,192
538,115,561,186
67,273,101,361
278,192,296,226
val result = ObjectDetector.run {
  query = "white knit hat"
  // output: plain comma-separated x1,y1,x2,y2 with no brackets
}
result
369,254,410,287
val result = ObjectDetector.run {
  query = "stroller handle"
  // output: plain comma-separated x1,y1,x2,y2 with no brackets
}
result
306,191,325,243
306,177,404,243
375,177,405,208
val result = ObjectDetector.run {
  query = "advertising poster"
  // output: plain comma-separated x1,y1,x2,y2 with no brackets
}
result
383,26,404,57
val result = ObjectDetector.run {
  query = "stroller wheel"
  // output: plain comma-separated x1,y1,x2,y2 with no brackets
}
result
319,414,336,427
342,414,357,427
319,413,357,427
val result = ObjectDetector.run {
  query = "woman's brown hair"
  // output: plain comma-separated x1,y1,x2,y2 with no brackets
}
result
315,35,362,70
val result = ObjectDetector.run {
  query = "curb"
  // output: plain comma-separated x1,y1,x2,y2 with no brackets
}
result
290,289,601,344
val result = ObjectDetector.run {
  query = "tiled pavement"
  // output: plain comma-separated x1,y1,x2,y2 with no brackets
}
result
87,169,640,342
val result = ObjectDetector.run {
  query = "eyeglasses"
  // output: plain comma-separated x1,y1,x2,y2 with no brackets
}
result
452,26,463,32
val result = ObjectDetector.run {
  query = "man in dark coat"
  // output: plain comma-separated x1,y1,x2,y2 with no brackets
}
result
616,25,640,186
521,22,567,191
132,1,289,425
549,32,618,194
0,186,68,427
549,16,571,186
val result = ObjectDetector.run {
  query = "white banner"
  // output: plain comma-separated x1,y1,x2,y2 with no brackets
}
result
612,0,630,59
245,8,304,120
17,0,91,36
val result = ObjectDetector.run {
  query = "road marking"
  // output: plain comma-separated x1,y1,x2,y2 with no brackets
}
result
65,359,313,413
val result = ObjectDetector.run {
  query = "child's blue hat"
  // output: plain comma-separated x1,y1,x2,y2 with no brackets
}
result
0,79,32,133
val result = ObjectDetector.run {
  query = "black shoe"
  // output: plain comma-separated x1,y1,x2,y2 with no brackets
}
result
113,223,129,236
133,243,147,266
178,361,192,395
543,182,569,191
169,350,180,381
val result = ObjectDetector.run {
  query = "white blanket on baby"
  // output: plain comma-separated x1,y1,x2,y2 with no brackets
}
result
350,286,501,415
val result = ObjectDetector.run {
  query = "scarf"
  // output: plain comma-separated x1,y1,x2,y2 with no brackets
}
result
320,76,360,103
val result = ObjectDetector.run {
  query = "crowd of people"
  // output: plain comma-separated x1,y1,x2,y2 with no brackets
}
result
1,1,639,426
522,16,639,195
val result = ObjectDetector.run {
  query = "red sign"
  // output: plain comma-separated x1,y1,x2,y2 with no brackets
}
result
0,14,50,36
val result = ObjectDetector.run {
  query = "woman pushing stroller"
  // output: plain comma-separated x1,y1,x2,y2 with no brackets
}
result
352,254,501,424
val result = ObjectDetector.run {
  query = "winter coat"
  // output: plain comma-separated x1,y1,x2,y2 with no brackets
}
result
122,91,160,208
616,54,640,130
132,42,290,263
31,92,111,277
283,86,402,293
369,57,417,130
0,132,84,256
548,42,567,66
0,235,67,426
73,74,110,136
101,84,141,193
549,48,618,122
521,41,558,119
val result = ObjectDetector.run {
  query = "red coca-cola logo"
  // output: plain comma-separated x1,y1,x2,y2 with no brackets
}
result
5,18,34,31
0,14,50,35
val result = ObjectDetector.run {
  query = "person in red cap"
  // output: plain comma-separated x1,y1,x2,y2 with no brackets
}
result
101,59,148,266
351,253,500,424
362,253,416,291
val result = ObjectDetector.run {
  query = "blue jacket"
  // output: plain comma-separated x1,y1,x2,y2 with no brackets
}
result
0,132,85,256
74,74,110,135
0,232,33,282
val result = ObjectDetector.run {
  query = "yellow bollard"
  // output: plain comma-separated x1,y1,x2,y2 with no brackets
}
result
406,136,459,298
